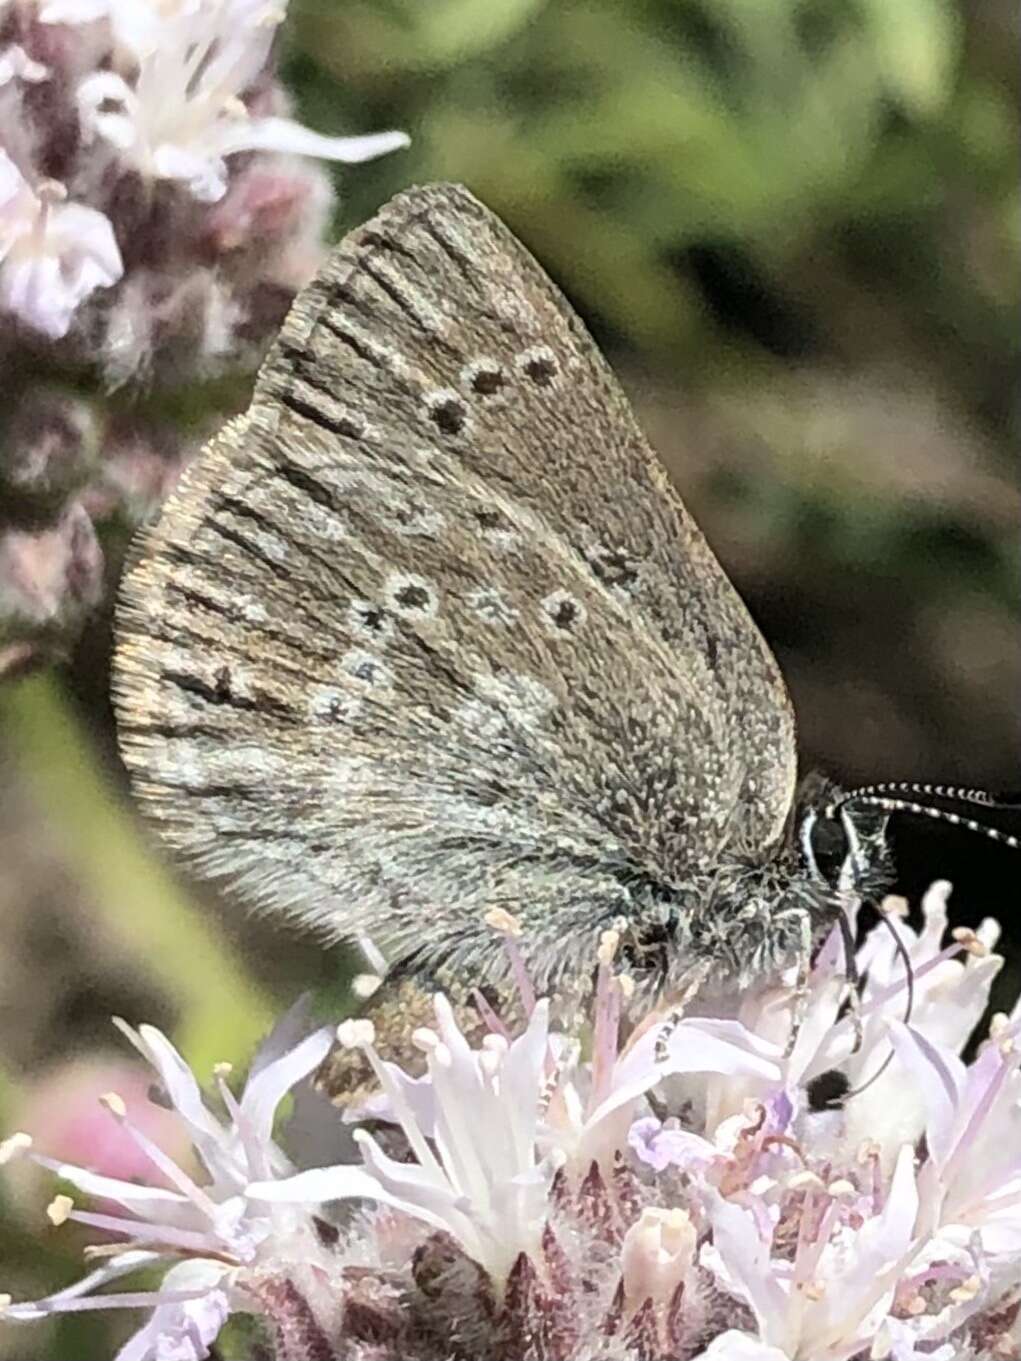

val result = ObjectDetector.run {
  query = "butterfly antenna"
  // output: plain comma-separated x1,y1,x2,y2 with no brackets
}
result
835,780,1008,809
836,908,917,1104
826,783,1021,852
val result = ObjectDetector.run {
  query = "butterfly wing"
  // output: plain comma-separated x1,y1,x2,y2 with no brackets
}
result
114,183,796,984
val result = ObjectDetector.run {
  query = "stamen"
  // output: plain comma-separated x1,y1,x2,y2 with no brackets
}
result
472,988,512,1039
485,909,536,1016
951,926,987,957
98,1099,222,1222
65,1208,228,1256
590,953,623,1114
485,907,522,937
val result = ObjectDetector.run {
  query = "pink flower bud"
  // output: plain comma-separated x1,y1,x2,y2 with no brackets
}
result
1,389,97,510
0,502,102,631
14,1056,194,1191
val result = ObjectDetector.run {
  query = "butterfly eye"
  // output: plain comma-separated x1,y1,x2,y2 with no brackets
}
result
801,807,849,884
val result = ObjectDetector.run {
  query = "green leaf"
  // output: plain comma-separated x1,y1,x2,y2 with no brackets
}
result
858,0,960,116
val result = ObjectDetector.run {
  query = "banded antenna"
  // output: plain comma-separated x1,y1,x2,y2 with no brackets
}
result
825,780,1021,852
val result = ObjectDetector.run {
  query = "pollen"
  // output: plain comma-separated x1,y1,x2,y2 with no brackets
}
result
948,1275,982,1304
100,1091,127,1118
411,1027,439,1053
352,973,383,999
951,926,987,957
598,928,621,965
46,1194,74,1226
337,1018,376,1049
485,906,523,937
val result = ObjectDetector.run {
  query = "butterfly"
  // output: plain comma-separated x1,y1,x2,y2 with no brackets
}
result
112,183,1017,1087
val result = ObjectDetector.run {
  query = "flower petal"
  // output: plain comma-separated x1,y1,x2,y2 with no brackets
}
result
113,1259,229,1361
887,1023,966,1167
693,1334,790,1361
2,1251,162,1321
239,1024,333,1148
214,118,410,164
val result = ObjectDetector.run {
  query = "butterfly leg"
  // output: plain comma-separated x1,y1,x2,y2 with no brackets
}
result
652,959,713,1064
780,905,814,1057
837,907,865,1055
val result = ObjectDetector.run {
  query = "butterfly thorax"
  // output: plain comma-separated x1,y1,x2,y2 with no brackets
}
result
580,778,896,1009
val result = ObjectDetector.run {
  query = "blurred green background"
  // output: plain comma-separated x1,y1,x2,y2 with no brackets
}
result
1,0,1018,1355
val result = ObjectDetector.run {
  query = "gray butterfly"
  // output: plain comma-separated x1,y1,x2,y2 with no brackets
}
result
114,183,968,1053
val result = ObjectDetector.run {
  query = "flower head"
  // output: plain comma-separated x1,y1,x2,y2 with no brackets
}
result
251,994,560,1285
4,887,1020,1361
1,1006,336,1360
0,0,407,669
70,0,407,202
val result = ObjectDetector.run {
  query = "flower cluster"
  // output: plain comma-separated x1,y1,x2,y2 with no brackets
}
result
0,0,406,673
3,883,1020,1360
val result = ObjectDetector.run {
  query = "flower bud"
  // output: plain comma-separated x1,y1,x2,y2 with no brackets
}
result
0,503,102,634
621,1206,696,1314
0,389,98,515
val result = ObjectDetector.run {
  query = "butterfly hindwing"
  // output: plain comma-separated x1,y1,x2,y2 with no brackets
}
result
114,183,796,982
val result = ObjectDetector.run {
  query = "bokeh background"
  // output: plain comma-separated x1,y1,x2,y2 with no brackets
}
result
0,1,1018,1355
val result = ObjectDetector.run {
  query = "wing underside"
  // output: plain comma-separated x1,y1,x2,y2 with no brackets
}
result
114,183,796,972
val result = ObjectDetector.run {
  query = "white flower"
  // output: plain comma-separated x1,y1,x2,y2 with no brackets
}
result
5,884,1020,1360
681,885,1003,1173
541,931,783,1172
893,1016,1021,1256
0,151,122,337
38,0,112,22
694,1336,790,1361
69,0,408,202
1,1008,335,1360
703,1143,922,1361
250,994,560,1284
836,883,1003,1161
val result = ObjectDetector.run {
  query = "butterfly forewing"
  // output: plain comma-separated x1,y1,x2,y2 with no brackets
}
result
114,183,796,979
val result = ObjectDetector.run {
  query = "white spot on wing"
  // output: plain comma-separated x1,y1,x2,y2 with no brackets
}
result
467,586,518,626
341,649,391,689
